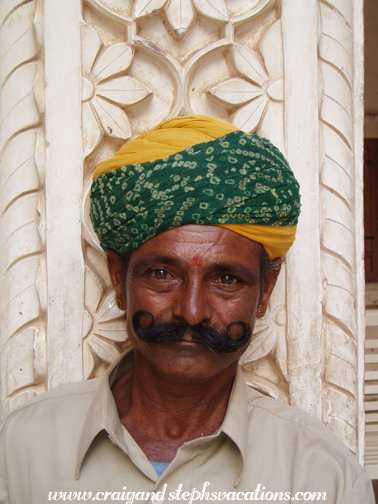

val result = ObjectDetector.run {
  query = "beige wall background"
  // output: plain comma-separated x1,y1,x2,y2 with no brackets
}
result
0,0,366,464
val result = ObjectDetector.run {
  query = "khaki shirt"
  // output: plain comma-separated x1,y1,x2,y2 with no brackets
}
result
0,350,374,503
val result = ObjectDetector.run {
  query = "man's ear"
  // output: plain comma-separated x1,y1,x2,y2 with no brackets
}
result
256,258,282,318
106,249,127,311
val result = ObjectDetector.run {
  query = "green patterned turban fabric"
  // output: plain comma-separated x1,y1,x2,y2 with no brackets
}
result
90,127,301,258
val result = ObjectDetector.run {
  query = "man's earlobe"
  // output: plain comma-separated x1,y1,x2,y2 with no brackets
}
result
116,298,126,311
257,304,266,317
106,249,127,309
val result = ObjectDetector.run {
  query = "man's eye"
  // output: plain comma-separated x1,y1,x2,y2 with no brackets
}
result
152,269,170,280
217,275,238,285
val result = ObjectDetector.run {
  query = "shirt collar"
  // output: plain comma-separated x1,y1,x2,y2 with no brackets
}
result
75,349,250,483
75,350,135,480
220,366,248,484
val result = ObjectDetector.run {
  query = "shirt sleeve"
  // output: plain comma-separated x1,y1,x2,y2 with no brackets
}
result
344,471,375,504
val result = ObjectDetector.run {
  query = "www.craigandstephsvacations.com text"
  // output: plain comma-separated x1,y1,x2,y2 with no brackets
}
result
47,483,327,502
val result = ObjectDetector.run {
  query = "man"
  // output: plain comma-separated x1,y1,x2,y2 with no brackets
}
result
0,116,374,503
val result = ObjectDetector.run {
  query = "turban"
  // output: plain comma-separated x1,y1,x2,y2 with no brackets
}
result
90,116,301,259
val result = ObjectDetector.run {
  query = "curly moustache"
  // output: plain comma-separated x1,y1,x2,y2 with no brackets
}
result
132,310,251,354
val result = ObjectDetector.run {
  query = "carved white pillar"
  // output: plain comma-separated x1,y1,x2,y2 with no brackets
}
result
282,0,322,418
0,0,366,463
0,0,46,414
282,0,365,465
44,0,84,388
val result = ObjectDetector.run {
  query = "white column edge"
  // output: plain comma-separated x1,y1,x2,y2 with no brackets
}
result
353,0,365,466
44,0,84,388
281,0,323,417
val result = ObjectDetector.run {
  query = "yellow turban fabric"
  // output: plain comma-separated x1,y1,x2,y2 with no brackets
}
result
93,116,238,178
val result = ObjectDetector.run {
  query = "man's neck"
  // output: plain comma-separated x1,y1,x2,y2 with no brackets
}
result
111,350,237,463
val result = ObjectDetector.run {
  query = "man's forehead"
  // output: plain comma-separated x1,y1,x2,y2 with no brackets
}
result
128,225,263,267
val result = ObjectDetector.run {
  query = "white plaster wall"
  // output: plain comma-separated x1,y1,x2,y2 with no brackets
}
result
0,0,365,462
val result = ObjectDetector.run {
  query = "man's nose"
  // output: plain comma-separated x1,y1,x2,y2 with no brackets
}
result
171,279,212,326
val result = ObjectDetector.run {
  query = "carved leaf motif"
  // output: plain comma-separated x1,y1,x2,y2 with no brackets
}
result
244,374,289,404
322,254,356,336
82,101,102,156
0,194,42,273
320,3,352,56
0,0,31,27
325,354,356,397
320,34,352,86
96,76,152,105
322,189,354,267
0,1,38,88
92,96,131,139
84,266,104,315
240,325,277,364
0,257,41,344
4,328,37,397
321,94,353,149
82,310,93,340
321,125,353,205
95,321,128,342
0,63,40,153
319,1,357,443
83,284,128,378
323,388,356,452
82,76,95,101
1,62,38,120
85,0,132,21
90,335,121,364
84,342,96,379
86,245,110,285
258,101,285,151
96,292,123,323
134,0,167,18
266,80,283,102
232,94,268,132
320,4,352,88
260,19,283,79
0,0,45,416
92,43,134,84
276,328,288,381
226,0,276,18
208,78,263,106
324,0,353,27
165,0,195,39
193,0,228,22
321,94,357,439
321,62,352,119
233,45,269,86
6,390,37,416
81,23,102,76
0,131,40,216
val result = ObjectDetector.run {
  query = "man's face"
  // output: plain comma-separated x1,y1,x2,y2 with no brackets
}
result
107,225,280,382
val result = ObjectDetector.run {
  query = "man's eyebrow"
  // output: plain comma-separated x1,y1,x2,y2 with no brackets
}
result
210,263,260,284
131,255,180,272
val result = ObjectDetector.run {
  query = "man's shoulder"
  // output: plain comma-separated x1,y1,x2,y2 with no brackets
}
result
244,384,365,476
1,378,101,432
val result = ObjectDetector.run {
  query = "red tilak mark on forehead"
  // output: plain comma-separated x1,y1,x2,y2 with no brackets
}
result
192,255,201,266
